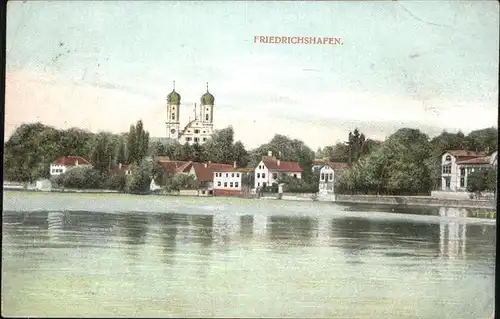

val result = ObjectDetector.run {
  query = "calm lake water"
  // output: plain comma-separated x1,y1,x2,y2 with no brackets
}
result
2,191,496,318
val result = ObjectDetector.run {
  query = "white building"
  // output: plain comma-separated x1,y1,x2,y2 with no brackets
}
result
213,165,254,196
440,150,490,191
254,152,302,189
50,156,92,176
165,81,215,145
318,162,347,195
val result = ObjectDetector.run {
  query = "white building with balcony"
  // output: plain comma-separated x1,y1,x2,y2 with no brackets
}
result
318,162,348,196
440,150,489,191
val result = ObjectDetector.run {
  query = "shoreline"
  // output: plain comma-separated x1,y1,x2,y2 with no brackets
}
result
4,189,497,210
334,194,496,210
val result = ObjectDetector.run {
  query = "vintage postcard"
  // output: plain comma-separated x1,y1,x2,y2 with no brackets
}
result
3,1,498,318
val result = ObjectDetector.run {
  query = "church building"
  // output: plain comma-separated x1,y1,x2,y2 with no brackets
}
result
165,81,215,145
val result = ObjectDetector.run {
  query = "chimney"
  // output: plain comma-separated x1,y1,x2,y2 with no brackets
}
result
268,151,272,157
75,160,79,166
233,161,237,168
204,163,208,168
277,159,280,166
119,163,122,169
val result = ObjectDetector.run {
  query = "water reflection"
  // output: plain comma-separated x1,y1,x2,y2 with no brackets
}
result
268,216,316,248
239,215,254,241
439,207,467,259
2,205,496,318
156,214,179,265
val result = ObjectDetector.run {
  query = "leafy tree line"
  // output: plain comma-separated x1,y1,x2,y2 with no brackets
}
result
335,127,498,196
4,121,497,195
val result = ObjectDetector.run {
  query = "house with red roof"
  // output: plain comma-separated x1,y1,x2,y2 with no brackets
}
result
188,162,233,193
153,158,234,194
254,151,303,189
213,165,254,197
50,156,92,176
318,161,348,196
441,150,493,191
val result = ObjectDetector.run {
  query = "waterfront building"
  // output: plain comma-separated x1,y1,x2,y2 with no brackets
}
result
254,151,302,189
440,150,490,191
213,165,254,197
165,81,215,145
50,156,92,176
318,162,348,196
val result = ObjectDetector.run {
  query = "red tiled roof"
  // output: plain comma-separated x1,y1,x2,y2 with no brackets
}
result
456,157,491,165
192,162,233,182
215,167,254,173
324,162,348,170
312,159,329,165
52,156,91,166
262,157,302,172
443,150,487,157
157,160,191,174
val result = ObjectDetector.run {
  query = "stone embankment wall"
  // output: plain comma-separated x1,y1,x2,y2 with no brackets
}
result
335,194,495,209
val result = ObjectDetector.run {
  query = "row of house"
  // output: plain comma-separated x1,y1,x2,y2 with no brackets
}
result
48,152,348,196
47,148,496,196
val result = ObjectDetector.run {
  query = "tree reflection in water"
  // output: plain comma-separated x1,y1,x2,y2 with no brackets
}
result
157,213,180,265
239,215,254,241
119,213,149,261
268,216,316,249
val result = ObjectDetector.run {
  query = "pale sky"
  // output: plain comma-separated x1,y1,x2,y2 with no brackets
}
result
5,1,499,149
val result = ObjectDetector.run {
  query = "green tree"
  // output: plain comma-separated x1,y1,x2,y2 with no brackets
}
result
232,141,250,167
126,159,153,193
164,174,197,192
90,133,113,174
61,167,103,189
191,142,205,162
202,126,235,164
126,125,137,164
116,138,127,165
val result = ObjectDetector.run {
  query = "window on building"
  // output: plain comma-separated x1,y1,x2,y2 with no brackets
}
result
205,114,209,121
442,165,451,174
203,138,207,141
460,168,465,176
236,173,240,178
194,129,200,134
257,182,260,187
445,155,451,161
231,173,234,177
257,173,261,178
194,137,199,142
226,173,229,177
171,113,175,120
224,182,227,187
235,182,239,188
186,137,192,141
217,181,221,186
460,177,465,187
262,173,266,178
188,130,191,133
329,173,333,180
230,182,234,187
293,174,297,178
321,173,325,180
202,131,206,133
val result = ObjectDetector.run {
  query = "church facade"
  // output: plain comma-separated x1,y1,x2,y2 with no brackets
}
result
165,81,215,145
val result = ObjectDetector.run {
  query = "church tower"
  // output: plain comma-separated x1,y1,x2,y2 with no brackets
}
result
166,80,181,140
200,82,214,127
